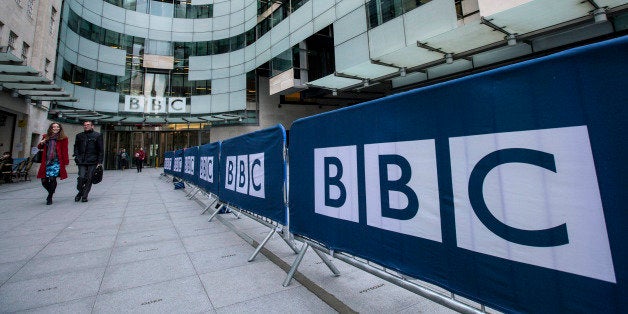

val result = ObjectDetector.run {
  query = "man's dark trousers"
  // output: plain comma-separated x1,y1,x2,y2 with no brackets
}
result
77,164,96,199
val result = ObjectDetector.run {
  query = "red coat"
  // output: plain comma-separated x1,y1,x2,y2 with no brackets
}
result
37,135,70,179
135,149,146,161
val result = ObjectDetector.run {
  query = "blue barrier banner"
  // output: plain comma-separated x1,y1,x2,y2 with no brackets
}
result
289,37,627,313
219,124,287,225
163,151,173,175
183,146,199,185
197,141,221,195
172,149,184,179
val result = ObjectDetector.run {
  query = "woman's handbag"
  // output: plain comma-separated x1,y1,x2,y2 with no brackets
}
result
32,150,43,163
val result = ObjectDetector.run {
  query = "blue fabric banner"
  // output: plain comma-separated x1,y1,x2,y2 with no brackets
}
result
183,146,199,185
163,151,173,175
289,37,627,313
172,149,184,179
219,124,288,225
197,141,221,195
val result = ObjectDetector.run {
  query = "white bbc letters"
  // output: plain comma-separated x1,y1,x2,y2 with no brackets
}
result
364,140,441,242
314,146,359,223
224,153,265,199
173,157,182,172
236,155,249,194
124,96,187,113
184,156,195,175
225,156,236,190
450,126,615,283
248,153,265,198
312,126,614,282
199,156,213,183
164,157,172,171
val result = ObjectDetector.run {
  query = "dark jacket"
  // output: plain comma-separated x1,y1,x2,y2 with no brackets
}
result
74,130,104,165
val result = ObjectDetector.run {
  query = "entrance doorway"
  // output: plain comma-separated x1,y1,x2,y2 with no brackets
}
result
0,110,16,155
104,130,209,170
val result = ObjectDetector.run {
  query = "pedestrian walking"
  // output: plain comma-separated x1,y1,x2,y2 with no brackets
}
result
73,121,103,202
118,148,129,170
134,147,146,172
36,123,69,205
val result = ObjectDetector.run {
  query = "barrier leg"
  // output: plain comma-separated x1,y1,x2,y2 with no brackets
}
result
187,188,200,200
280,232,300,254
200,198,218,215
312,247,340,277
283,243,309,287
207,204,224,222
248,228,275,262
185,186,198,197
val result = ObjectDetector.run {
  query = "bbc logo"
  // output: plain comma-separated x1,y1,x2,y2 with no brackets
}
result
313,126,615,283
224,153,265,199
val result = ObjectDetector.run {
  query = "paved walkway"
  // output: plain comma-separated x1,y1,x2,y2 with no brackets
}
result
0,168,462,313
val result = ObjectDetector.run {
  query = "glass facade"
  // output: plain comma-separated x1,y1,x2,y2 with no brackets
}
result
366,0,431,29
64,6,303,58
103,0,213,19
61,60,211,97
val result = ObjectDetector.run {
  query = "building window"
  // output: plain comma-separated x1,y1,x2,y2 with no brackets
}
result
8,31,17,52
26,0,35,17
50,7,57,34
21,42,30,61
366,0,431,29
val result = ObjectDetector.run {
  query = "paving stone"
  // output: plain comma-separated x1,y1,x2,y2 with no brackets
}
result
100,253,196,293
0,267,104,312
93,276,213,313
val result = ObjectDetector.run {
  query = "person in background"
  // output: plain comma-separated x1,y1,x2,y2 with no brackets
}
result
0,151,13,183
36,123,69,205
134,147,146,173
118,148,129,170
74,121,103,202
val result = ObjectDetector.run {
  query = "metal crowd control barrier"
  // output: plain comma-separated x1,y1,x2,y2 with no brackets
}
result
162,172,484,314
284,236,485,314
208,204,299,261
158,173,170,182
165,170,300,264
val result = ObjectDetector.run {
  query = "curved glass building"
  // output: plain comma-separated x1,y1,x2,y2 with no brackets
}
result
3,0,626,167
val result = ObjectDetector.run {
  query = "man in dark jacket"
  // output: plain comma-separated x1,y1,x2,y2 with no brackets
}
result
74,121,103,202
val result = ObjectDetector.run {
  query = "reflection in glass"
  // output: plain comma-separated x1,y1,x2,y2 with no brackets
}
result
144,72,168,97
150,0,174,17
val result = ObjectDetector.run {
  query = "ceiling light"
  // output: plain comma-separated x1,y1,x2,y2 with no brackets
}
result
400,68,406,77
332,89,338,96
506,34,517,46
363,80,370,88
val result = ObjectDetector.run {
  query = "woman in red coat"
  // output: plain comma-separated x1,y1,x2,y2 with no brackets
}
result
37,122,69,205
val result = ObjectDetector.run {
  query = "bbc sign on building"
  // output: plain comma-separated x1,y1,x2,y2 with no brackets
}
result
124,95,188,114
